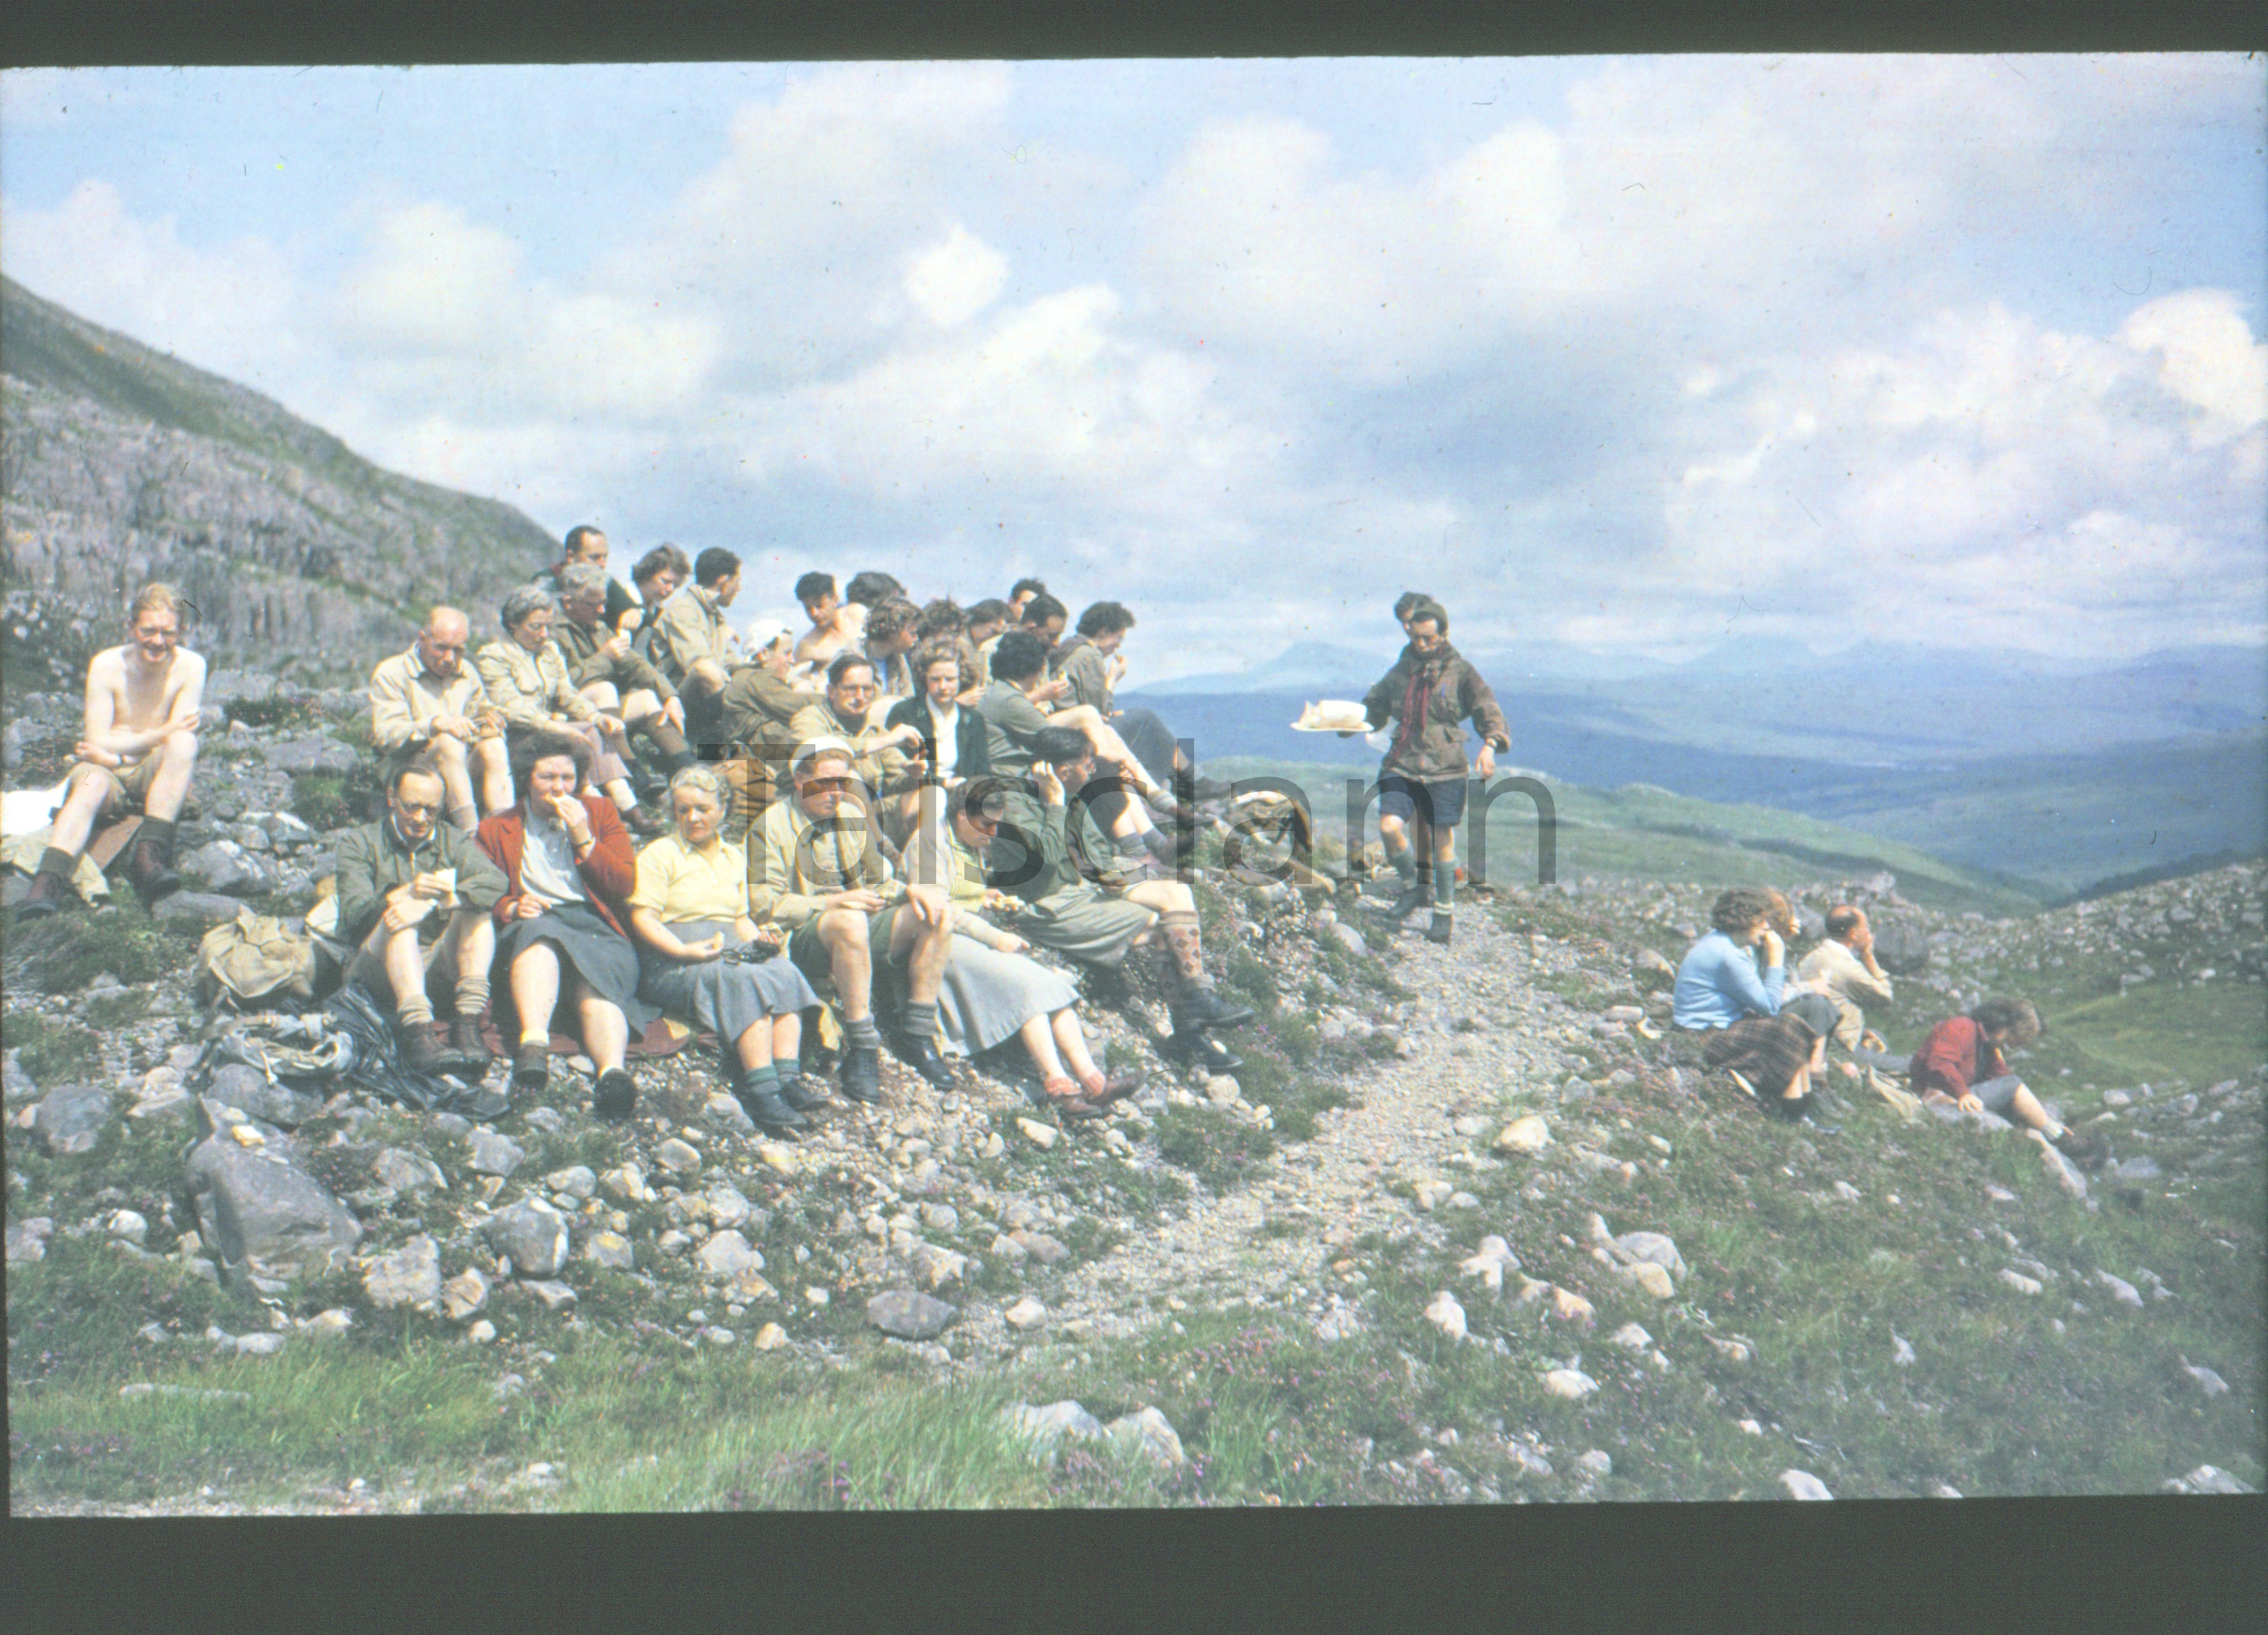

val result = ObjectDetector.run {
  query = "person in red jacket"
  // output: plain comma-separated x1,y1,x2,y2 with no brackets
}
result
1908,996,2104,1166
476,727,657,1119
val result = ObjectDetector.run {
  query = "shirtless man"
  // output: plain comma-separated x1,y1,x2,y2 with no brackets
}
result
792,572,863,670
20,583,206,915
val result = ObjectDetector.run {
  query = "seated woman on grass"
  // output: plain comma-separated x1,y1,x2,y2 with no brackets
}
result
476,728,655,1120
1672,886,1843,1122
1906,996,2105,1166
626,764,825,1134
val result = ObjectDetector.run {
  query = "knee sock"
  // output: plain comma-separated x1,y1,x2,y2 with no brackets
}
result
843,1014,883,1051
1156,909,1211,993
1140,823,1181,866
1432,861,1456,914
34,844,75,882
453,974,490,1019
397,992,435,1030
447,802,480,833
898,1000,939,1046
1385,839,1416,883
776,1053,802,1082
740,1061,779,1097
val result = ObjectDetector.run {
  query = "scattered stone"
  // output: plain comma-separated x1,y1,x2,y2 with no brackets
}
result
2161,1465,2255,1495
1413,1178,1455,1211
522,1279,578,1312
1505,1441,1555,1479
2111,1156,2162,1182
1550,1286,1595,1328
234,1331,287,1357
1423,1290,1468,1341
752,1322,788,1350
696,1230,762,1279
153,890,249,924
1016,1117,1061,1150
1541,1368,1598,1401
909,1243,969,1291
1707,1336,1754,1364
545,1165,598,1201
363,1235,442,1311
920,1202,960,1233
584,1231,636,1270
1780,1470,1834,1501
1576,1450,1614,1479
1104,1406,1187,1467
698,1325,738,1346
2180,1358,2230,1398
298,1309,355,1338
1832,1180,1863,1202
374,1147,448,1195
600,1162,650,1203
5,1217,54,1265
28,1083,113,1155
1892,1334,1916,1367
1016,1231,1070,1266
867,1289,955,1339
1984,1184,2018,1203
1610,1322,1652,1352
186,1122,361,1282
1005,1296,1050,1330
754,1142,799,1175
1926,1481,1965,1499
703,1092,758,1135
465,1319,497,1344
1617,1261,1676,1300
103,1208,149,1245
655,1137,702,1175
481,1198,571,1277
1458,1235,1520,1293
467,1129,525,1177
2094,1270,2145,1309
1999,1268,2044,1296
1494,1115,1551,1156
1004,1400,1105,1454
206,1066,322,1129
1203,1076,1243,1106
2028,1132,2088,1198
440,1267,491,1323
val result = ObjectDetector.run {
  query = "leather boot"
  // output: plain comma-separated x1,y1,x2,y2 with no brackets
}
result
838,1046,884,1103
125,819,182,905
16,856,76,920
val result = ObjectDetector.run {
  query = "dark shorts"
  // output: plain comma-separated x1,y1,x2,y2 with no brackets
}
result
1376,773,1467,828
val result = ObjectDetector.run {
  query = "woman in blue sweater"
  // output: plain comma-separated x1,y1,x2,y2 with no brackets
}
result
1674,887,1840,1120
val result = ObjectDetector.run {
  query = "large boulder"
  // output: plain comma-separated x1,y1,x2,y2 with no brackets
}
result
185,1124,363,1285
263,733,361,775
27,1083,114,1155
1868,919,1932,975
866,1289,956,1340
206,1063,324,1129
363,1235,442,1311
178,839,284,897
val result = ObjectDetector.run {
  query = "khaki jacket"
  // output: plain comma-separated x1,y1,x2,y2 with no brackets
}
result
474,639,598,731
748,795,903,929
368,646,497,752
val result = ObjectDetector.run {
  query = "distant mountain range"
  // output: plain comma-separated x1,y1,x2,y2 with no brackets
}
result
1,276,556,686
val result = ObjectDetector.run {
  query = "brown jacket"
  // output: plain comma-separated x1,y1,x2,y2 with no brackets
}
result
1362,641,1511,782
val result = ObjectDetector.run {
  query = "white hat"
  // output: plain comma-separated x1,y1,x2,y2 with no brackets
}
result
741,613,796,655
790,735,858,779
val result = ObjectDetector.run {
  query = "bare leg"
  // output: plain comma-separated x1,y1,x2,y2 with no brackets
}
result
1121,879,1193,916
618,687,663,729
381,927,431,1015
733,1018,775,1072
572,975,630,1072
2009,1083,2062,1136
1020,1012,1068,1081
580,680,622,713
1051,1008,1101,1082
46,766,116,858
473,736,514,812
141,728,199,821
603,777,639,812
430,735,478,827
510,941,562,1044
771,1012,803,1061
886,913,953,1005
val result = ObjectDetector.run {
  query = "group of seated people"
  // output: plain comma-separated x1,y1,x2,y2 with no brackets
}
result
1670,885,2103,1164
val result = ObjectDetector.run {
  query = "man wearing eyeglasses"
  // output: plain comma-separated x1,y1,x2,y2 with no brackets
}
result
787,655,926,804
369,607,513,830
750,738,959,1100
333,756,511,1092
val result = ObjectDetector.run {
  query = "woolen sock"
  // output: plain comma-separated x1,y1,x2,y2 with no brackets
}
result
643,716,692,761
843,1014,884,1050
1432,861,1456,913
1385,841,1416,883
775,1054,802,1082
1156,908,1212,991
447,802,480,832
34,844,76,881
136,816,176,853
396,993,436,1030
1140,824,1181,866
453,975,490,1019
741,1062,780,1096
898,1001,940,1045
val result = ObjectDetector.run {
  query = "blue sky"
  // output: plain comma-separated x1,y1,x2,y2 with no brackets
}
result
3,57,2262,678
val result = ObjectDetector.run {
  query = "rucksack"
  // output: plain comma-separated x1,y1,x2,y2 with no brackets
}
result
196,909,321,1010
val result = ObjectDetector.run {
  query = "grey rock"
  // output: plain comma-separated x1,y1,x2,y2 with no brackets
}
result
178,839,282,897
1576,1449,1615,1479
482,1197,571,1277
153,890,252,924
264,733,362,775
545,1164,599,1201
523,1106,567,1135
1103,1406,1188,1467
185,1127,361,1282
440,1266,491,1322
373,1146,448,1195
362,1234,442,1311
467,1129,525,1177
6,1217,55,1264
582,1231,635,1270
429,1112,474,1139
521,1279,578,1312
865,1289,956,1340
233,1331,287,1357
28,1083,113,1155
1329,922,1369,958
1017,1231,1070,1266
2162,1465,2255,1495
1868,922,1932,975
2111,1156,2161,1182
2,1050,40,1106
1003,1399,1105,1454
695,1229,762,1279
208,1063,322,1129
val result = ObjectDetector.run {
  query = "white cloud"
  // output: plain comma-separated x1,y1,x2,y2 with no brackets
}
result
902,223,1008,328
2118,289,2268,445
335,201,525,356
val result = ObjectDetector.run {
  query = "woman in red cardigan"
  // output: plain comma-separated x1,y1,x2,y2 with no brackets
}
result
477,727,656,1118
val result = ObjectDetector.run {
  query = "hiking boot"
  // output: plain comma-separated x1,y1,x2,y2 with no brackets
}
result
776,1072,830,1113
512,1043,551,1094
735,1079,808,1132
593,1067,639,1120
1172,987,1255,1031
838,1046,884,1104
1424,912,1454,946
15,869,73,920
1047,1092,1112,1122
1165,1028,1243,1074
446,1014,493,1069
894,1033,957,1090
1188,775,1236,803
1375,881,1428,922
125,833,182,906
397,1023,448,1077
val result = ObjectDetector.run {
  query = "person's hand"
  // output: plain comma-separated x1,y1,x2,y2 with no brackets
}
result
1957,1092,1983,1115
1760,928,1785,964
72,741,121,768
409,871,453,901
1031,763,1064,806
432,713,474,740
600,630,631,662
664,696,686,733
684,932,727,961
513,894,548,920
1853,921,1874,955
1036,677,1070,704
1476,742,1497,779
380,897,423,933
904,883,950,927
1837,1060,1861,1080
1860,1028,1886,1053
596,713,629,741
824,887,885,915
546,793,593,845
993,931,1030,954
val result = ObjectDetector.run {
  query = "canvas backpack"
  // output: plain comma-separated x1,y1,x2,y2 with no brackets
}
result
195,908,321,1009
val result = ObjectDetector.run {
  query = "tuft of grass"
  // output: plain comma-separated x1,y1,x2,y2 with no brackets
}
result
4,1009,105,1083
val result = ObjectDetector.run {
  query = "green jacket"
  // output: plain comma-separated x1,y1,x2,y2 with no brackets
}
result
983,783,1087,904
552,615,678,704
332,815,509,948
1050,635,1113,713
1361,641,1511,783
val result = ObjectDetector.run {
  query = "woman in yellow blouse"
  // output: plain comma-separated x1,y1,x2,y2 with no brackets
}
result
477,586,664,835
627,764,824,1130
